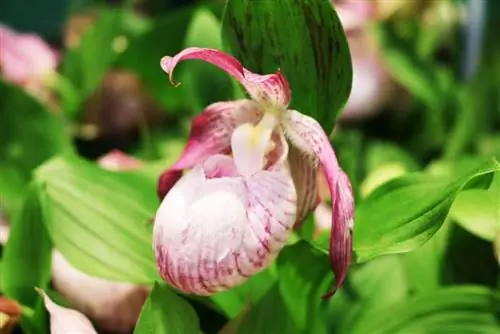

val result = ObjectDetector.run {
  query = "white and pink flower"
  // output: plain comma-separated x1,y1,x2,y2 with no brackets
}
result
154,48,354,297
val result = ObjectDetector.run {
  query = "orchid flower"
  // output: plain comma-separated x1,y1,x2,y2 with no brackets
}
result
154,48,354,298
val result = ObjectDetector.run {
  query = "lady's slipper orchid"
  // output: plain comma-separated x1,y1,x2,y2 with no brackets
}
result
154,48,354,297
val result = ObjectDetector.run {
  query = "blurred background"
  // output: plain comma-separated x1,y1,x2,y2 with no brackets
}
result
0,0,499,333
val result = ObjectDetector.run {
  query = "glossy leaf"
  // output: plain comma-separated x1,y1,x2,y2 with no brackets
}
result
354,159,500,262
134,283,199,334
277,241,331,334
1,184,52,308
35,155,159,283
222,0,352,130
347,286,500,334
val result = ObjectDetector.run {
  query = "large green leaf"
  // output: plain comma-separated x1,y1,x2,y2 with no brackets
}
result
134,283,199,334
277,241,331,334
346,286,500,334
0,81,69,216
1,185,52,307
35,155,159,283
61,9,128,101
222,0,352,130
354,159,500,262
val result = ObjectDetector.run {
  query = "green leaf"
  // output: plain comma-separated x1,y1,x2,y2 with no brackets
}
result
35,155,159,283
181,8,234,113
236,284,297,334
354,159,500,262
1,184,52,308
222,0,352,130
134,283,199,334
336,256,409,333
0,81,70,211
400,220,452,294
210,268,276,318
277,241,331,334
61,9,127,101
346,286,500,334
449,174,500,241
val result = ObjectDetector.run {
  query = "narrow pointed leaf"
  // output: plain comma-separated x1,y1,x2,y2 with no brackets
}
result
277,241,331,334
354,159,500,262
2,184,52,308
134,283,199,334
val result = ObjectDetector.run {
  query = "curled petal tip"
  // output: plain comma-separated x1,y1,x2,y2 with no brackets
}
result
160,56,180,87
160,47,291,106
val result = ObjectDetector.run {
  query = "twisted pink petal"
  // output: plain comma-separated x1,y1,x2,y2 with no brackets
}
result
160,47,291,107
157,100,262,199
284,110,354,297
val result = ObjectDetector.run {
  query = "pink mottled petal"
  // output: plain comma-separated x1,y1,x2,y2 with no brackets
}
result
160,47,291,106
0,24,58,83
154,157,296,295
287,144,320,226
37,289,98,334
157,100,262,199
284,110,354,297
